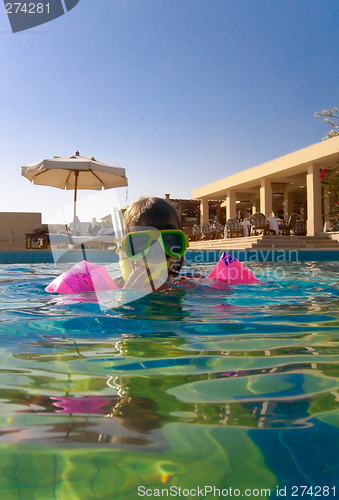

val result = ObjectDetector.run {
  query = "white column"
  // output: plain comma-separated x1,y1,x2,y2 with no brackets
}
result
200,198,209,225
260,179,272,215
306,164,322,236
225,190,236,219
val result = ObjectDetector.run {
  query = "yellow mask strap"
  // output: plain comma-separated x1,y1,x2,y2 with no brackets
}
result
141,259,170,287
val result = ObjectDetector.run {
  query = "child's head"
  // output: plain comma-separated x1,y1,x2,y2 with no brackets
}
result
124,197,181,230
123,197,185,278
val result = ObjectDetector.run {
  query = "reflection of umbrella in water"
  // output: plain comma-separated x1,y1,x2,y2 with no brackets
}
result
21,151,128,236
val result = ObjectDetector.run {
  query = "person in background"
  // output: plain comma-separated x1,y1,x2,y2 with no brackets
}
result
87,217,101,236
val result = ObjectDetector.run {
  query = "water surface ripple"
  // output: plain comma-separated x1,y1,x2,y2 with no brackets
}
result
0,261,338,498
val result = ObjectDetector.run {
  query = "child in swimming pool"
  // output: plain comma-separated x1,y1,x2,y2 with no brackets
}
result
45,196,190,295
45,197,258,295
114,196,188,290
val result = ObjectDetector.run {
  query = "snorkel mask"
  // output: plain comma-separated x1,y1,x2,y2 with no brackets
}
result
121,228,188,284
112,208,189,288
122,229,188,260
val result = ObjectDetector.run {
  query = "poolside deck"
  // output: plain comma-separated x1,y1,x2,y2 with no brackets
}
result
189,233,339,251
0,234,337,264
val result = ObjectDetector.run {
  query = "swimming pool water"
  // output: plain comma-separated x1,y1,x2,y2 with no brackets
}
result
0,261,338,499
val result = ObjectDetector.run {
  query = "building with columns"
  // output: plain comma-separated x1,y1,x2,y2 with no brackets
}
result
193,137,339,236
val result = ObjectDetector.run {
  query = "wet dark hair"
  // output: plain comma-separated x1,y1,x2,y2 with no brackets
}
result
124,197,181,230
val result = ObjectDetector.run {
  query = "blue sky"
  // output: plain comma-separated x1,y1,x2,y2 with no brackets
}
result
1,0,338,223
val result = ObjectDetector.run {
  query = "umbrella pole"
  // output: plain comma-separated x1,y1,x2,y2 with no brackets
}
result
73,171,79,237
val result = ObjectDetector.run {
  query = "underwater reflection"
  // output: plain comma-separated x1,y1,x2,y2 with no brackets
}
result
0,387,168,450
2,343,339,453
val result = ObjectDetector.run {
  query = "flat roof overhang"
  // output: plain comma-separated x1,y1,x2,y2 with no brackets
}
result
193,136,339,199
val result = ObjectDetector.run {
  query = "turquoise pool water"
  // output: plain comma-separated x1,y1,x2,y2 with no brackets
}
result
0,261,338,499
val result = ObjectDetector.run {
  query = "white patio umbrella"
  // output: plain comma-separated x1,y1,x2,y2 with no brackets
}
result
21,151,128,236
